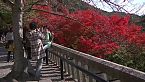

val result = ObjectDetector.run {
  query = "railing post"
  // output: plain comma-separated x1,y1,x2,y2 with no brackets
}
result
67,56,72,75
88,62,98,82
76,61,81,82
63,55,67,73
56,51,60,67
60,58,64,80
70,56,75,80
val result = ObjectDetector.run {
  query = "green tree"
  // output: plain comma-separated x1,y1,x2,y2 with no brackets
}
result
136,15,145,31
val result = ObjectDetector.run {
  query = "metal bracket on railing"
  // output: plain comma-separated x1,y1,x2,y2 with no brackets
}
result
95,72,104,75
67,57,73,60
109,79,120,82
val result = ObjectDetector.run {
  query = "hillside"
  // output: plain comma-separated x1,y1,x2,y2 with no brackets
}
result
65,1,144,28
80,1,142,22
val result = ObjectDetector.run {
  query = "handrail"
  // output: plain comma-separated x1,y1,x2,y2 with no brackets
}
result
48,43,145,82
50,51,108,82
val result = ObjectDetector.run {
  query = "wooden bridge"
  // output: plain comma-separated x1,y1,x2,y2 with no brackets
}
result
0,43,145,82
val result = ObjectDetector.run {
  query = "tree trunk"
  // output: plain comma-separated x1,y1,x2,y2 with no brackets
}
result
3,0,30,81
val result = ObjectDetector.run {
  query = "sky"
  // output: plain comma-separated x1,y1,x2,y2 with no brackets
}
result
83,0,145,16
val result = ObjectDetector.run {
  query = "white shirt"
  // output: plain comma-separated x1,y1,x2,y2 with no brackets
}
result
6,32,14,41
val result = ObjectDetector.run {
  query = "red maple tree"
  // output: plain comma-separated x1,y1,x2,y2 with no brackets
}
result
31,5,145,58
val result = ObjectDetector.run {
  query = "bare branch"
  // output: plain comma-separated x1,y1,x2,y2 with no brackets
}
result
23,0,42,12
1,0,14,7
134,4,145,14
31,8,83,25
104,0,128,13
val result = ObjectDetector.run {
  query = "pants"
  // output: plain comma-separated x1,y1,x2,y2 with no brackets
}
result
26,47,31,59
28,58,43,79
7,51,14,62
35,58,43,78
43,48,49,65
7,51,11,62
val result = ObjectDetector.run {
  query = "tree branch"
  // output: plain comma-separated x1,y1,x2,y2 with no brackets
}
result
23,0,49,12
31,8,84,25
2,0,14,7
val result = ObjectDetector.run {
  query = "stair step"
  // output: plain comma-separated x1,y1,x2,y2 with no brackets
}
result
40,60,76,82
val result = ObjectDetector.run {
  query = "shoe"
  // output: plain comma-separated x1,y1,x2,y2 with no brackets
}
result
7,60,10,62
34,75,40,81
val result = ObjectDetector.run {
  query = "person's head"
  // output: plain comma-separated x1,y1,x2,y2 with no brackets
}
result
9,27,13,32
29,22,37,30
43,25,49,32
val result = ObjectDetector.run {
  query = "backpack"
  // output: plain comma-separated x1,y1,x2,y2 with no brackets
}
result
43,31,53,49
47,31,53,42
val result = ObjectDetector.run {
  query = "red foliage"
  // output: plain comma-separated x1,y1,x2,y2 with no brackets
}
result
31,6,145,58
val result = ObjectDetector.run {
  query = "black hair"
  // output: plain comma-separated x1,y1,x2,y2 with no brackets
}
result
29,22,37,30
9,27,13,32
43,25,47,28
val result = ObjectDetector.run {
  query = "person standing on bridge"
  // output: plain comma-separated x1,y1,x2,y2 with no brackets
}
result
42,25,53,65
23,26,31,59
26,22,46,80
5,28,14,62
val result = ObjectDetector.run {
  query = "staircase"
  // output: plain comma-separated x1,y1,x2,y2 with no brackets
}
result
0,43,145,82
29,59,75,82
0,46,75,82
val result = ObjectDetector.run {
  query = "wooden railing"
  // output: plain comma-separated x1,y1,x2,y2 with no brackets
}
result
47,43,145,82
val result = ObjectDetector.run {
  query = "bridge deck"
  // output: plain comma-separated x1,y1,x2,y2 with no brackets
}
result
0,45,75,82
